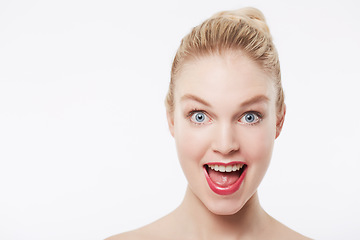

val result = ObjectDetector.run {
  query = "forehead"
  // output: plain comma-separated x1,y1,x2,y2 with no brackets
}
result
174,53,275,105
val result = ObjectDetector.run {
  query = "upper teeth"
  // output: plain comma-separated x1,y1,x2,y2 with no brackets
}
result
207,164,244,172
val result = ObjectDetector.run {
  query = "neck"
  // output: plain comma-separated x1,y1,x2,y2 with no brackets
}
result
176,186,269,240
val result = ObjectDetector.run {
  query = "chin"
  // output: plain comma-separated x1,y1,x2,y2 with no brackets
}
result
211,208,241,216
205,197,247,216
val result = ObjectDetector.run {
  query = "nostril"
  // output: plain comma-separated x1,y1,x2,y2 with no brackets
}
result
211,124,239,154
212,145,239,155
211,138,239,155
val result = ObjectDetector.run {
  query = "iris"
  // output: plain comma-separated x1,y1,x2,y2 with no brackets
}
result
194,112,205,123
244,113,256,123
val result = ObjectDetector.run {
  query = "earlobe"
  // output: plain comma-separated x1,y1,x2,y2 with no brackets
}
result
166,111,175,137
275,104,286,139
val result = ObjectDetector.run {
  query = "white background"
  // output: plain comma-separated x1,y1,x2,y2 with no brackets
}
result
1,0,359,239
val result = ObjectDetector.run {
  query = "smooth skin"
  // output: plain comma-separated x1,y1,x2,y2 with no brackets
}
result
107,52,311,240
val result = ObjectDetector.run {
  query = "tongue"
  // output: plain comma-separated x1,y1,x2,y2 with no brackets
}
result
208,168,240,187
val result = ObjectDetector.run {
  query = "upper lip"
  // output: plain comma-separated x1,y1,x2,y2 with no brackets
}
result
204,161,246,166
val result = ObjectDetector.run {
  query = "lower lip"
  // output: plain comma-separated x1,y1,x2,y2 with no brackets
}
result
203,165,247,195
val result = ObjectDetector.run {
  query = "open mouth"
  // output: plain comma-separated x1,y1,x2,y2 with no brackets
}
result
204,162,247,195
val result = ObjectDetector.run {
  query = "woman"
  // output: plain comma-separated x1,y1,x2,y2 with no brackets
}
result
107,7,311,240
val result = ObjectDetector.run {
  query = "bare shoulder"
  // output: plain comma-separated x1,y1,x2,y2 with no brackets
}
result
267,216,312,240
277,225,312,240
105,229,148,240
105,213,178,240
105,224,164,240
105,231,133,240
279,227,312,240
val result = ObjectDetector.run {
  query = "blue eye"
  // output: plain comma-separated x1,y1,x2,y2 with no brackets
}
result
189,111,210,124
239,112,261,125
193,112,206,122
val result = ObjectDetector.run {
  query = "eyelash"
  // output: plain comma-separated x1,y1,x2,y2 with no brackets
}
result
187,109,211,125
186,109,263,126
238,111,263,126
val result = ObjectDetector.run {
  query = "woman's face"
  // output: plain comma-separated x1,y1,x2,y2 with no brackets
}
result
167,52,283,215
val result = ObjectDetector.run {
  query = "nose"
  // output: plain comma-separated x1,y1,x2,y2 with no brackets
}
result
211,123,240,155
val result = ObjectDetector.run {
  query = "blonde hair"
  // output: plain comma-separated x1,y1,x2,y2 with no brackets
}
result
165,7,284,115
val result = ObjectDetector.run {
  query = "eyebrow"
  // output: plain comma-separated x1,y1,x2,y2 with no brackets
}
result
180,94,270,108
238,95,270,108
181,94,212,107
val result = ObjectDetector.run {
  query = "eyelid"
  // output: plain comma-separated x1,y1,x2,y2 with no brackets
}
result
238,111,263,125
187,109,212,125
186,109,263,125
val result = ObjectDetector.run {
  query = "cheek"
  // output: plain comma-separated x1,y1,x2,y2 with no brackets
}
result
174,122,210,168
242,123,276,165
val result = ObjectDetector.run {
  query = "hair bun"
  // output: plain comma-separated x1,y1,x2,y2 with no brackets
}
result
168,7,283,115
212,7,270,36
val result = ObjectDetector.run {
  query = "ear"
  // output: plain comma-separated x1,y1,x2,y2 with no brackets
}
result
166,111,175,137
275,104,286,139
